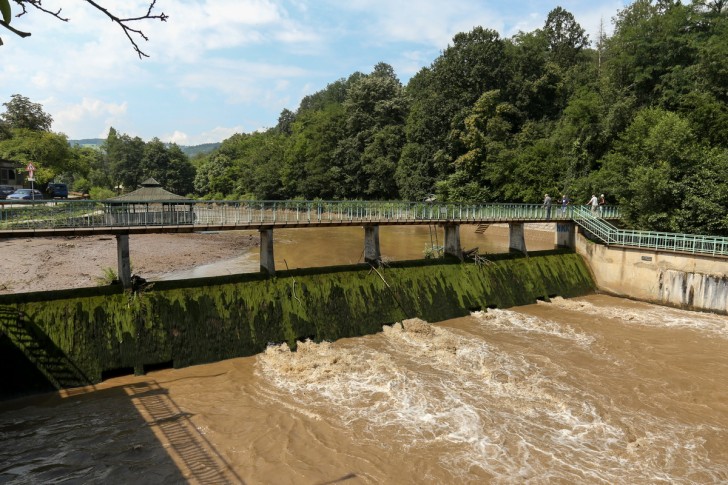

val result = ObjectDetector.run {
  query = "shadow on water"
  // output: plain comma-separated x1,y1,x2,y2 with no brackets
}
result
0,306,244,484
125,381,245,484
0,306,93,397
0,379,246,484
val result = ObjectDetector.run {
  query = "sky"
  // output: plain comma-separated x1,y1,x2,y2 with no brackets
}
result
0,0,629,146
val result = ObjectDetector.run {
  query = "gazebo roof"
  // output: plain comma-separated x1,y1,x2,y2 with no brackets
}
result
107,178,190,203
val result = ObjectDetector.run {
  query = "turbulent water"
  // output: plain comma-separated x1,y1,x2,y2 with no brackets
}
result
1,294,727,484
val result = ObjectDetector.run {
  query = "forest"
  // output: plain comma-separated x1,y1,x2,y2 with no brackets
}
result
1,0,727,235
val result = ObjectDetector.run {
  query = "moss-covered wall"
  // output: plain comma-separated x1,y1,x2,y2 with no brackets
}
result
0,250,594,398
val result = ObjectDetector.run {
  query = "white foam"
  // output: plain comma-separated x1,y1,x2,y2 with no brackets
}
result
471,308,596,347
254,319,728,482
544,297,728,339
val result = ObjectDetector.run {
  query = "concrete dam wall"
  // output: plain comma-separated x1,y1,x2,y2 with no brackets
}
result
576,233,728,313
0,251,593,399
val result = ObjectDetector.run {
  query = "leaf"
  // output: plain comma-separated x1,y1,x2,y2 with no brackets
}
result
0,0,11,24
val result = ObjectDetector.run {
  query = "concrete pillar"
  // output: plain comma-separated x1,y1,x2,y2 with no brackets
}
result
259,228,275,276
444,224,462,260
509,222,527,254
363,225,381,264
555,222,576,249
116,234,132,289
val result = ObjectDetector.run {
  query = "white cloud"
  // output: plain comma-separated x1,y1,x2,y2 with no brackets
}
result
50,98,128,139
162,125,245,145
174,58,310,104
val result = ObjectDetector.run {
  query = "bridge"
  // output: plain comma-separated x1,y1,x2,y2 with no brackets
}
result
1,199,622,287
0,199,619,234
4,198,728,288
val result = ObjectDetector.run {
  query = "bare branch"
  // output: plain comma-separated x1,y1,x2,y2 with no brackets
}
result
12,0,68,21
2,0,167,58
0,19,31,37
85,0,168,58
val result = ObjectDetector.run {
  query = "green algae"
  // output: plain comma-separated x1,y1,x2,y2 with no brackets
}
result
0,251,594,397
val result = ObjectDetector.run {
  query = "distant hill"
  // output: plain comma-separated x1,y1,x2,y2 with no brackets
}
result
69,138,221,157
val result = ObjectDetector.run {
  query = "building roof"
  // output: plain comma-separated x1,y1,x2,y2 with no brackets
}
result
107,177,190,203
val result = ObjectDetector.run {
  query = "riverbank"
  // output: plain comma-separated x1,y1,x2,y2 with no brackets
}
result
0,231,259,294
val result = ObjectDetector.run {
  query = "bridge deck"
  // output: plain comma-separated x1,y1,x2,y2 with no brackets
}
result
0,200,619,239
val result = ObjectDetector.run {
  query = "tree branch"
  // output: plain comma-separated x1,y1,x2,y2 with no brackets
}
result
2,0,167,58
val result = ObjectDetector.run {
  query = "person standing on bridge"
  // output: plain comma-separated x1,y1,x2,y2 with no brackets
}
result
599,194,606,216
543,193,552,220
587,194,599,214
561,194,569,214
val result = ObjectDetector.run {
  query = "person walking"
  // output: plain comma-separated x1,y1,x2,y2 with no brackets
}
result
543,193,552,220
587,194,598,214
561,194,569,214
598,194,606,216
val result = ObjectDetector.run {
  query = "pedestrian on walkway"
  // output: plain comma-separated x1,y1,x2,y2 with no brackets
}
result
561,194,569,214
543,193,552,220
599,194,606,215
587,194,598,214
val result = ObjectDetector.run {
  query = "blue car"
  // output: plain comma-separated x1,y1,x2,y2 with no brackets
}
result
7,188,44,200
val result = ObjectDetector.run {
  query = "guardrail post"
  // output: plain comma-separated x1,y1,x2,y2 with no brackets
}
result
363,225,381,264
116,234,132,289
509,222,527,254
444,223,462,260
259,228,275,276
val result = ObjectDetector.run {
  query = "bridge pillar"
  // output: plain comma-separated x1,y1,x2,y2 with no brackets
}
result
363,225,381,264
555,222,576,249
509,223,527,254
116,234,132,289
259,228,275,276
444,224,462,260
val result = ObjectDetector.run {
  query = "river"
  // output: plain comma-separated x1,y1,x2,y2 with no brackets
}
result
157,224,556,279
1,227,727,484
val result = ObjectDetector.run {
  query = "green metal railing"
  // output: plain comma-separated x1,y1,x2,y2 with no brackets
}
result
572,206,728,256
0,199,621,231
5,198,727,257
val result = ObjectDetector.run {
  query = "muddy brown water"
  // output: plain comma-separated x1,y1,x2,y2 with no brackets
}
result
157,224,555,279
1,226,728,484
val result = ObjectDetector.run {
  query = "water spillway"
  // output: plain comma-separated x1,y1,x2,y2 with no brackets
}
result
0,250,593,398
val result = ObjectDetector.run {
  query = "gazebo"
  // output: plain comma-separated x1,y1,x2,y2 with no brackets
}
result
104,178,194,225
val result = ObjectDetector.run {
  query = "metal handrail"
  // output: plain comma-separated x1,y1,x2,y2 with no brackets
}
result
572,206,728,256
4,198,727,257
0,199,621,231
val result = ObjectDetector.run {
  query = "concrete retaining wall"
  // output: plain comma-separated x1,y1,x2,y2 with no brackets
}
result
576,231,728,313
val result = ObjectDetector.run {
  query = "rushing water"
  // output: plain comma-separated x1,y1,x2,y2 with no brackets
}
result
1,295,727,484
1,226,728,484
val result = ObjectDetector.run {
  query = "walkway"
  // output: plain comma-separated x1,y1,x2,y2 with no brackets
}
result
0,199,620,237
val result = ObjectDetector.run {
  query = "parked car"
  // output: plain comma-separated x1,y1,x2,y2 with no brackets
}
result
46,183,68,199
7,188,44,200
0,185,15,199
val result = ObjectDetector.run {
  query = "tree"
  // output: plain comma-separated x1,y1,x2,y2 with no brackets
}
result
104,127,146,191
597,108,702,231
543,7,590,68
0,0,167,58
340,63,408,199
1,94,53,131
0,129,71,182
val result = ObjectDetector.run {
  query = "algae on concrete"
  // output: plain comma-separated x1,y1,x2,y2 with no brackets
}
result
0,251,594,398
